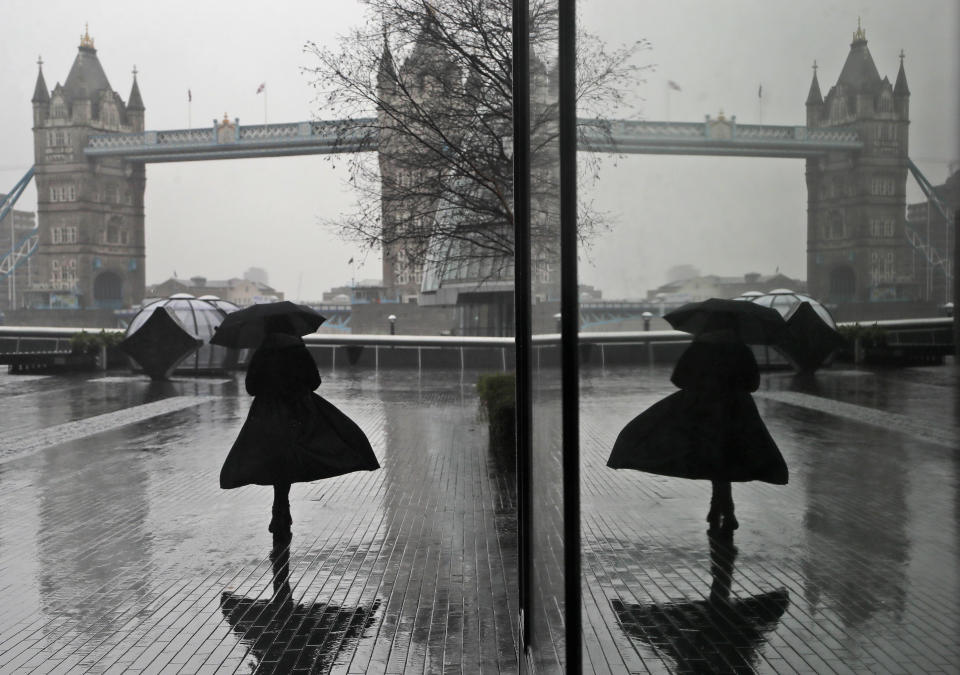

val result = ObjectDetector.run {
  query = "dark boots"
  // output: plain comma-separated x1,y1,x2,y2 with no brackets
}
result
269,483,292,550
707,480,739,532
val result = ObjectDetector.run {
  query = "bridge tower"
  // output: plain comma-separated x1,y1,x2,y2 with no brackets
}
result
30,27,145,311
377,12,462,302
805,22,912,305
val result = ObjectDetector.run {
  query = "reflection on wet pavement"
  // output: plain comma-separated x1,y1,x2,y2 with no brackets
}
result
611,532,790,673
220,546,382,674
0,363,958,672
0,370,517,673
581,363,960,673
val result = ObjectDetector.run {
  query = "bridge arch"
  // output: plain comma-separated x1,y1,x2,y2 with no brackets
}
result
828,265,856,302
93,270,123,309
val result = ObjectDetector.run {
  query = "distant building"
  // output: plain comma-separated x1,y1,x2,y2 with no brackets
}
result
145,276,283,307
0,197,37,310
243,267,269,285
579,284,603,301
322,286,355,303
646,272,805,306
349,280,390,304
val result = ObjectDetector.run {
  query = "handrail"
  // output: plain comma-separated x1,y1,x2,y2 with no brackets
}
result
2,318,951,344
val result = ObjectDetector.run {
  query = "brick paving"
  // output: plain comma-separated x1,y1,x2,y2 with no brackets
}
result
0,372,517,674
0,363,958,673
580,364,960,674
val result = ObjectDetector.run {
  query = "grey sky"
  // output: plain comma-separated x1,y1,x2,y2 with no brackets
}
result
2,1,957,300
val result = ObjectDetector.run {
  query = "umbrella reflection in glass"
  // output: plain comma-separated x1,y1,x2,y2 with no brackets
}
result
118,306,203,381
220,548,381,673
611,533,789,673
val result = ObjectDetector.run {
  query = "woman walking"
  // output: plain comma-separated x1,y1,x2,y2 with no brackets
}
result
220,314,379,548
607,328,788,532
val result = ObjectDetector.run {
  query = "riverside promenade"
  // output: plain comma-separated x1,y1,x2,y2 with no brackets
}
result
0,362,957,673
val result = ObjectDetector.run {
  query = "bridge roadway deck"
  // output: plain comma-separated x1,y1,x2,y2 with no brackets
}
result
0,363,957,673
81,119,862,162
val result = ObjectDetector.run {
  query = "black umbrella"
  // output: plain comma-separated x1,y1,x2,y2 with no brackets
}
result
210,301,326,349
220,548,381,672
665,298,789,345
118,306,203,381
778,301,847,373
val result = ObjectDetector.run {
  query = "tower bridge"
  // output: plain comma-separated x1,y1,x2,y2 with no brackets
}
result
80,116,863,163
1,21,953,315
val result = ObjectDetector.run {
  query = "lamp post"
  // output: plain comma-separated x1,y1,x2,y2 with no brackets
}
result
388,314,397,335
641,311,653,331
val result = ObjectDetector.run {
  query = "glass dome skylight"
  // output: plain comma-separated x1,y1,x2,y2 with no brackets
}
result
125,293,239,372
736,289,837,328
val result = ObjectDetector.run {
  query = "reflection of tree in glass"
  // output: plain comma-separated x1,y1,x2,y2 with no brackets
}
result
305,0,649,280
220,548,381,673
611,533,789,673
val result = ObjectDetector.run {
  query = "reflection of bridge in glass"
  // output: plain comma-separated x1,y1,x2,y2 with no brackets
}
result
81,116,863,162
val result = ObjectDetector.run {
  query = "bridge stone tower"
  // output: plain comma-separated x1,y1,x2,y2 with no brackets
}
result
377,12,463,302
30,27,146,311
805,22,912,305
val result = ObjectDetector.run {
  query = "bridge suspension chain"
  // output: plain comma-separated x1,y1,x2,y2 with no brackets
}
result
0,167,39,282
904,159,953,288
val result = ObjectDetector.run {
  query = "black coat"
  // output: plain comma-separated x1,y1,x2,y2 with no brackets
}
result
220,333,379,489
607,342,788,484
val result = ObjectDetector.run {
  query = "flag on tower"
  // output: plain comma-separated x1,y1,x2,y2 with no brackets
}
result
256,82,266,94
758,84,763,98
667,80,682,91
188,89,192,102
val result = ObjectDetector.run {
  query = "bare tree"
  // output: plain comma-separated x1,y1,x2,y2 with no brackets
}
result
304,0,649,291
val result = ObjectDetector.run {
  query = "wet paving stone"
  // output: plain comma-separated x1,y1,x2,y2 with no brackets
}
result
0,363,958,673
580,363,960,673
0,371,517,674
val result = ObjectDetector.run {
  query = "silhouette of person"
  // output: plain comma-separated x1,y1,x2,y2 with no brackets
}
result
220,314,379,549
608,329,788,531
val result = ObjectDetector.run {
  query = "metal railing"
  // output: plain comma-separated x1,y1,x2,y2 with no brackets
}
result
1,319,952,374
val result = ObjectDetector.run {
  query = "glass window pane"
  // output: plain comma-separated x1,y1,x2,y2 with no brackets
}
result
578,4,958,673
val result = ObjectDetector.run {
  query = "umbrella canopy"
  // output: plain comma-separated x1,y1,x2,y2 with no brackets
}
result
210,301,326,349
779,301,847,372
665,298,789,345
118,307,203,381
